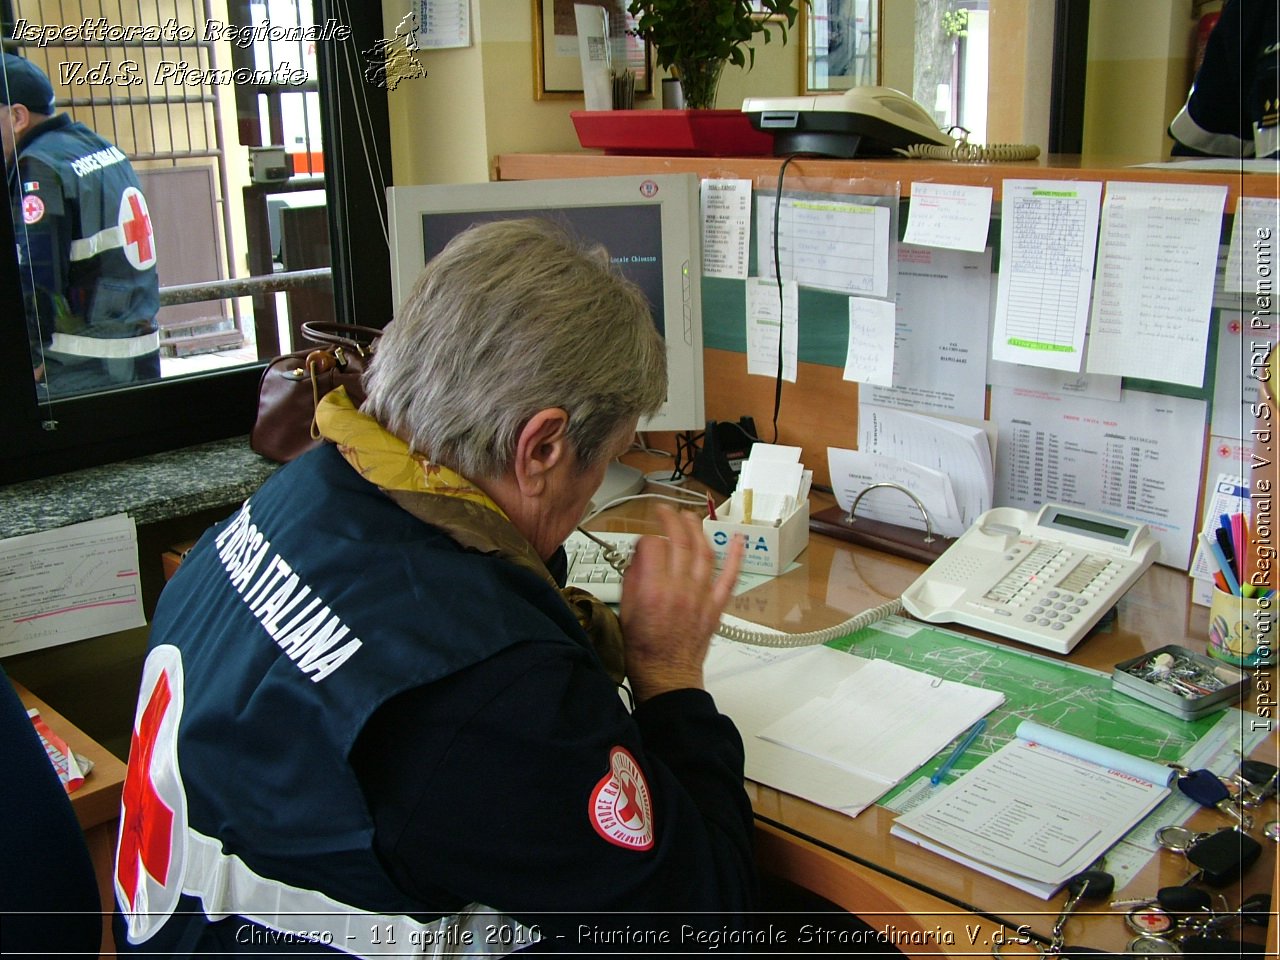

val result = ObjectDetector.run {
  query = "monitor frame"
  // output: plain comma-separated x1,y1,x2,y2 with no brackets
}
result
387,174,705,434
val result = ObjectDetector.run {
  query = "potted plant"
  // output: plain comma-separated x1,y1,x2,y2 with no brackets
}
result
626,0,801,111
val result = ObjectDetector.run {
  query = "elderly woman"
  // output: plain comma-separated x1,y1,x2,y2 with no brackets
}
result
114,218,751,954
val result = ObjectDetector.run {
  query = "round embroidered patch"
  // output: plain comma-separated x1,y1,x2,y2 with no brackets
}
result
590,746,654,850
22,194,45,224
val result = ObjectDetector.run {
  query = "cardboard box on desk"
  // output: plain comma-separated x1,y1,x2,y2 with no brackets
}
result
703,494,810,576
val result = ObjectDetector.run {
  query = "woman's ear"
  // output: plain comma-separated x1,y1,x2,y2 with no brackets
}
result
512,408,570,497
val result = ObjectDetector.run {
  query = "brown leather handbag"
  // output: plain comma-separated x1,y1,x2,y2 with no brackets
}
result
250,321,382,463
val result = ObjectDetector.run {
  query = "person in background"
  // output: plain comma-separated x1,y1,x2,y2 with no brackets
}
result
1,52,160,397
1169,0,1279,159
113,218,755,955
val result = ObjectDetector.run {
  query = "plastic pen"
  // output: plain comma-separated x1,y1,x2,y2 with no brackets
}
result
930,717,986,786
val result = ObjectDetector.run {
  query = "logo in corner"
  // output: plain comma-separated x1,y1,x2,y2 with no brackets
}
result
363,10,428,91
638,179,659,199
590,746,654,850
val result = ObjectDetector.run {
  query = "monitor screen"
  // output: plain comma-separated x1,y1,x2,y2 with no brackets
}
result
387,174,705,433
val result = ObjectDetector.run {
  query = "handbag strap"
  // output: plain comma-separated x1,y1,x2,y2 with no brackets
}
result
299,321,383,355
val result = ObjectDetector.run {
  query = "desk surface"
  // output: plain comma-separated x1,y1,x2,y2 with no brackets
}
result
592,477,1278,955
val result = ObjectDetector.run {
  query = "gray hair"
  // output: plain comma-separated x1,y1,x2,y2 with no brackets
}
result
362,217,667,479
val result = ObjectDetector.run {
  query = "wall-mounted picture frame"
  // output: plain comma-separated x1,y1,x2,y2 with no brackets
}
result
533,0,651,100
801,0,881,93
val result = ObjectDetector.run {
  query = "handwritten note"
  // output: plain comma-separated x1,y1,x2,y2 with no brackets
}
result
843,296,896,386
903,182,993,252
1084,181,1226,386
746,277,798,382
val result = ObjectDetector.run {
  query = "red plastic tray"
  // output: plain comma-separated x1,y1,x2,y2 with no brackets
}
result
571,109,774,157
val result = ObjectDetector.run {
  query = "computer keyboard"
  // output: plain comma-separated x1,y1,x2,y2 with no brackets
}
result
563,530,642,604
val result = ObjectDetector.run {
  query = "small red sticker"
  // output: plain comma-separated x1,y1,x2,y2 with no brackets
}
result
589,746,654,850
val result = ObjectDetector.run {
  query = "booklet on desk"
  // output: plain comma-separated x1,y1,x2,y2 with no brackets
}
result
891,720,1174,898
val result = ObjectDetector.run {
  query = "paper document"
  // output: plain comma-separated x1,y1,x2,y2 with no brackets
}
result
892,720,1171,894
903,182,993,252
0,514,146,656
1224,197,1280,295
756,195,893,298
746,278,798,382
992,180,1102,371
417,0,470,48
827,447,962,537
1085,182,1225,386
705,632,1002,818
701,179,752,280
1211,312,1264,439
863,244,991,419
842,296,896,386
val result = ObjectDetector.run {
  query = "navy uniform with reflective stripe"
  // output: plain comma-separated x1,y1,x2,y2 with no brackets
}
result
9,113,160,394
1169,0,1280,159
113,445,756,955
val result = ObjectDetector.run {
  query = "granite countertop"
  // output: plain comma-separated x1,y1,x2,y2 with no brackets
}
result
1,436,280,540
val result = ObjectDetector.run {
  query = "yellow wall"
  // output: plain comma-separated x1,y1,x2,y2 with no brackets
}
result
1082,0,1196,158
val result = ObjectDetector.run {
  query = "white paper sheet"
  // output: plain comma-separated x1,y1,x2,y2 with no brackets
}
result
417,0,470,48
827,446,962,537
1211,311,1264,439
842,296,896,386
700,178,753,280
746,277,798,382
758,659,1003,782
865,245,992,417
0,515,146,656
756,195,892,298
1085,182,1226,386
1224,196,1280,294
858,406,994,530
991,180,1102,371
903,181,993,252
989,385,1207,569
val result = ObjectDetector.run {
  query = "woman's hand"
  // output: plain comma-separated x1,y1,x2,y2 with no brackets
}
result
619,505,744,703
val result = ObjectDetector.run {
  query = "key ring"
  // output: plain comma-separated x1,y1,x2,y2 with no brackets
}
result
991,939,1046,958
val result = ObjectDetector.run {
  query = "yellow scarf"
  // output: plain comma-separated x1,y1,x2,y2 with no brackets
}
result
314,388,625,682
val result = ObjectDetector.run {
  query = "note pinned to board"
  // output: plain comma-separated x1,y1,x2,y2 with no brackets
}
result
0,514,146,656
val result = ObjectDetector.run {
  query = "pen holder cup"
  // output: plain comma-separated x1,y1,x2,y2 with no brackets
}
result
1207,587,1275,667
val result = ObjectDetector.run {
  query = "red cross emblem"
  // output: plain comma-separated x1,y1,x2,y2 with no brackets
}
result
21,193,45,225
118,186,156,270
589,746,654,850
114,646,187,944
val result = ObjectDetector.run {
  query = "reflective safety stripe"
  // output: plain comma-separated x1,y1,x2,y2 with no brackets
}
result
178,827,536,957
1169,106,1251,158
69,225,127,261
49,330,160,359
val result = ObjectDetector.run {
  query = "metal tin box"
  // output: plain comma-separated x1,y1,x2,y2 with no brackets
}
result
1113,644,1250,720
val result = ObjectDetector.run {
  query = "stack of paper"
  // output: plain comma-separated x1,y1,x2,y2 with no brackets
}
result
891,721,1172,898
734,443,812,525
705,628,1004,818
829,406,994,537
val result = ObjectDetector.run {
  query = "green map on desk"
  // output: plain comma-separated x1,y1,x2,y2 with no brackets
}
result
826,616,1235,803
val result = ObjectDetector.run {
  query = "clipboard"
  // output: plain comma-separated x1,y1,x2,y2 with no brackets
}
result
809,481,952,564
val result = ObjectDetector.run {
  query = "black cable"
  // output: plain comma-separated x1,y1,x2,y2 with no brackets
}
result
769,153,806,443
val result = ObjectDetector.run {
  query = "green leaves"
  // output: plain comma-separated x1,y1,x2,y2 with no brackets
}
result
627,0,801,74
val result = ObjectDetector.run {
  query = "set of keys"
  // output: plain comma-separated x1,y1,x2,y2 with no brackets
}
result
1111,884,1271,955
992,868,1116,958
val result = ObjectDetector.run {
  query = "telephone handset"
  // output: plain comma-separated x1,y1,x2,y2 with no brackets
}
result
899,504,1160,654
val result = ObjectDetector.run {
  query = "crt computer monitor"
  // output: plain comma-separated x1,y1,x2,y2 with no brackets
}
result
386,174,705,435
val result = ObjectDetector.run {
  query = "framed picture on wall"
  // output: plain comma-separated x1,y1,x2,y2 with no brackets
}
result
532,0,651,99
801,0,880,93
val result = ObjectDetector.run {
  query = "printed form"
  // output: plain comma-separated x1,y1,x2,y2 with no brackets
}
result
1085,181,1226,386
992,180,1102,372
990,386,1206,568
756,195,892,298
0,514,146,656
864,244,992,418
700,178,753,280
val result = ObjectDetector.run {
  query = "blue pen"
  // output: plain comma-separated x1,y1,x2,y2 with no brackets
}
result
931,718,986,786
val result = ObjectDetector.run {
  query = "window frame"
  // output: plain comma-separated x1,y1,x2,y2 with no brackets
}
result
0,0,391,485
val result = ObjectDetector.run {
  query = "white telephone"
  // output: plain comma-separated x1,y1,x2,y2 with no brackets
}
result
900,504,1160,654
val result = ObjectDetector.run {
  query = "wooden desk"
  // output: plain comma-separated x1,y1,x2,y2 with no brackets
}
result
591,483,1279,956
17,681,126,958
